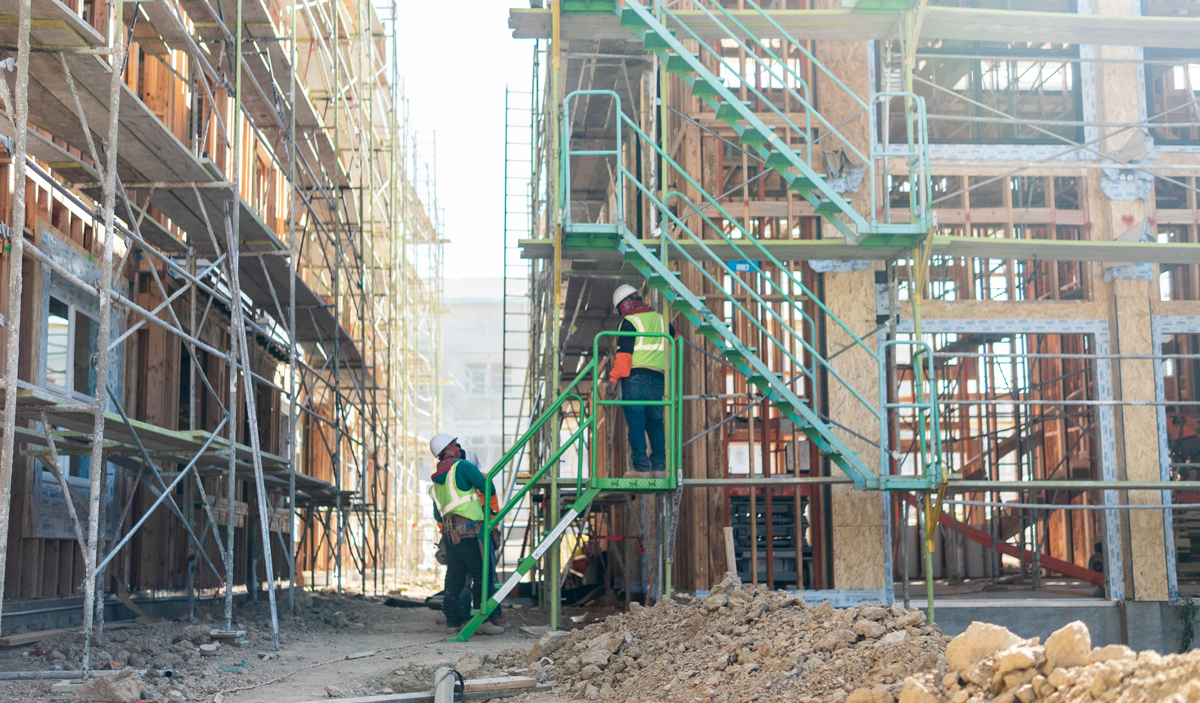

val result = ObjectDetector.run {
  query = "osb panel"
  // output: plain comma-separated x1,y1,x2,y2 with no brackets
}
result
826,268,885,589
811,24,883,589
829,495,885,589
912,299,1108,321
1095,44,1140,152
1113,278,1167,600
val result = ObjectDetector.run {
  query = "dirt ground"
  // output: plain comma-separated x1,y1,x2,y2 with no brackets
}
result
0,591,577,703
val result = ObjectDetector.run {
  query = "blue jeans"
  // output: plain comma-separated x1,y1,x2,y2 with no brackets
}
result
457,534,503,623
621,373,665,473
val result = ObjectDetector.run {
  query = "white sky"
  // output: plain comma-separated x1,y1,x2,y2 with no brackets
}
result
396,1,534,280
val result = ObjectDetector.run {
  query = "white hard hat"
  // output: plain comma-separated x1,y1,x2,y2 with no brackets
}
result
612,284,639,310
429,432,457,458
462,449,480,467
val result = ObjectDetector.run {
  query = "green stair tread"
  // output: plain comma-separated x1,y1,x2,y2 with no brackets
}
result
561,0,617,13
738,126,775,145
788,175,817,193
665,54,698,74
670,296,705,310
691,80,722,98
715,100,752,123
643,32,674,50
765,151,794,173
619,7,649,27
813,200,843,216
721,346,756,359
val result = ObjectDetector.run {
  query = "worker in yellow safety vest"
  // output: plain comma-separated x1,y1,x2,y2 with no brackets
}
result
428,432,504,635
605,284,676,478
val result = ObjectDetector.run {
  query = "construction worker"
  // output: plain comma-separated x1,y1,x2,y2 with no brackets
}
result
1168,413,1200,470
606,284,676,478
428,433,504,635
452,448,506,628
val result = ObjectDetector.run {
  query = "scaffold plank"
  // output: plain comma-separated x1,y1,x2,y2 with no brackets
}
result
0,0,105,47
520,236,1200,264
510,6,1200,50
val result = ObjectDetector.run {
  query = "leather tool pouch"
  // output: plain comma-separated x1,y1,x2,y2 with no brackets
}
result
447,514,482,545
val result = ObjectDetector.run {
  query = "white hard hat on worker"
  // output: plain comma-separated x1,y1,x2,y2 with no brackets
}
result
429,432,457,458
612,284,639,311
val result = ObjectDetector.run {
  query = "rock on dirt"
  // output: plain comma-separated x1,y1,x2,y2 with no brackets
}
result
528,630,571,663
896,619,1200,703
72,667,144,703
175,624,212,644
532,572,949,702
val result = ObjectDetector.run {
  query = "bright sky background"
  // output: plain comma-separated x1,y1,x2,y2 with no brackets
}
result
396,1,533,280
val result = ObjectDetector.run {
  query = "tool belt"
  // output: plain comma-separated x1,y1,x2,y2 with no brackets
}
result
443,514,482,545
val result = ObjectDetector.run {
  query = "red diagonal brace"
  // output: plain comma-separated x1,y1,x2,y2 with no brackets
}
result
904,495,1104,586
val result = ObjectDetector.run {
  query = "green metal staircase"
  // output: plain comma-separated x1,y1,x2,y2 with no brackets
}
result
451,331,682,642
452,0,943,641
616,0,933,247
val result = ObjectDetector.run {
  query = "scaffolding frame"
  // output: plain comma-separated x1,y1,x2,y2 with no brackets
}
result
0,0,441,673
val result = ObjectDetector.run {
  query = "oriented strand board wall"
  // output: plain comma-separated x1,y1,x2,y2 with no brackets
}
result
814,17,885,589
1092,0,1168,601
1113,278,1169,600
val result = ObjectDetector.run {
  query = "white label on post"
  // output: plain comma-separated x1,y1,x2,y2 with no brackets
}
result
533,509,578,560
492,508,578,604
494,570,523,604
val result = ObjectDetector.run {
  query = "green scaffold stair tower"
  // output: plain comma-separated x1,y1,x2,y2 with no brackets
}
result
453,0,943,641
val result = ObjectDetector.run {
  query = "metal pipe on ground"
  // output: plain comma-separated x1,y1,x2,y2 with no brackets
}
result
432,667,458,703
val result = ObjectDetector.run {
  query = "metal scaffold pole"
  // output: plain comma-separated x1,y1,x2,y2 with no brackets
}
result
79,0,128,668
287,0,299,615
0,0,31,639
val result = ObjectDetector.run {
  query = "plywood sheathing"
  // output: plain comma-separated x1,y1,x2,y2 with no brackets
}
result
1088,0,1169,601
1111,279,1168,600
812,8,884,589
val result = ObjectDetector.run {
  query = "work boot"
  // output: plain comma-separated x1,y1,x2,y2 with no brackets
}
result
476,621,506,636
649,466,668,479
489,613,508,627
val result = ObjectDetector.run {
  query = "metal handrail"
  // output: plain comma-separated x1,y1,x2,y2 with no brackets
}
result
590,330,683,488
618,0,867,237
869,91,933,231
632,0,935,240
562,89,624,228
475,328,680,623
559,88,949,487
664,2,814,167
615,105,882,363
879,339,942,488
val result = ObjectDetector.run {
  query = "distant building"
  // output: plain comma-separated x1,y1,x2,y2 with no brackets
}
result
442,278,506,468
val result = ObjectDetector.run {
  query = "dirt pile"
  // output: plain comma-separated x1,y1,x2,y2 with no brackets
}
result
526,573,950,702
897,620,1200,703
